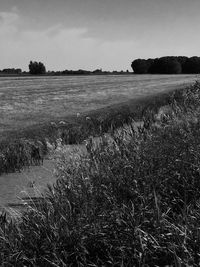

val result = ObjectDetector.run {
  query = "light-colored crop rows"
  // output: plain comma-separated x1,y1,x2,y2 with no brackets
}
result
0,74,197,137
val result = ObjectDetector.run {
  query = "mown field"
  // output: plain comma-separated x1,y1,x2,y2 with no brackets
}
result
0,75,197,211
0,74,198,176
0,74,197,138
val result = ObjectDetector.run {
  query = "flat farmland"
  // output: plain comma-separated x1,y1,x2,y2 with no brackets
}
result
0,74,198,138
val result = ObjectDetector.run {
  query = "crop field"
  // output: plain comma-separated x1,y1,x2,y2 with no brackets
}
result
0,74,197,139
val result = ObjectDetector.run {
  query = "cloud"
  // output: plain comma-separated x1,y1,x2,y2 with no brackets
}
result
0,11,19,25
19,27,136,71
0,11,136,71
0,11,21,40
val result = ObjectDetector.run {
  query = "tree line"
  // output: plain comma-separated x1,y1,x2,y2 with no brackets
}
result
0,68,22,74
131,56,200,74
28,62,130,75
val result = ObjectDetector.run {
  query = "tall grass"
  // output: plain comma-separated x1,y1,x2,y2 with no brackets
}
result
1,82,200,265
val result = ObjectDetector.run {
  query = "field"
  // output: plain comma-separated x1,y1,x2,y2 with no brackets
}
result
0,74,197,208
1,80,200,266
0,74,198,176
0,74,197,138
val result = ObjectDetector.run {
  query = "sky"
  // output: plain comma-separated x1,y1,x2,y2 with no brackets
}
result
0,0,200,71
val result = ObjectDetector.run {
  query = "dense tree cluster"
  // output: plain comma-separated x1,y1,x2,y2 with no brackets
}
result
131,56,200,74
29,61,46,75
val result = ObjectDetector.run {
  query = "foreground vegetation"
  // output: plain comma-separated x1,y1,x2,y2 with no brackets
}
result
1,82,200,265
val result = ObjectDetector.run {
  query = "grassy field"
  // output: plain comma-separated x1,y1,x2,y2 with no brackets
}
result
0,74,197,138
1,81,200,265
0,74,197,175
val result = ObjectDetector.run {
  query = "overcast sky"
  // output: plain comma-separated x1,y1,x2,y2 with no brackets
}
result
0,0,200,71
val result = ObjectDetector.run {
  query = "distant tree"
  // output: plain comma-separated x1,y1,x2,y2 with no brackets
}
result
182,57,200,74
177,56,188,66
131,56,200,74
131,59,152,74
93,69,103,74
149,57,182,74
29,61,46,75
148,58,159,74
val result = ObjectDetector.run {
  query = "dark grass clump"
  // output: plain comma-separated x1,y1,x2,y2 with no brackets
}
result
0,138,48,175
1,86,200,265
